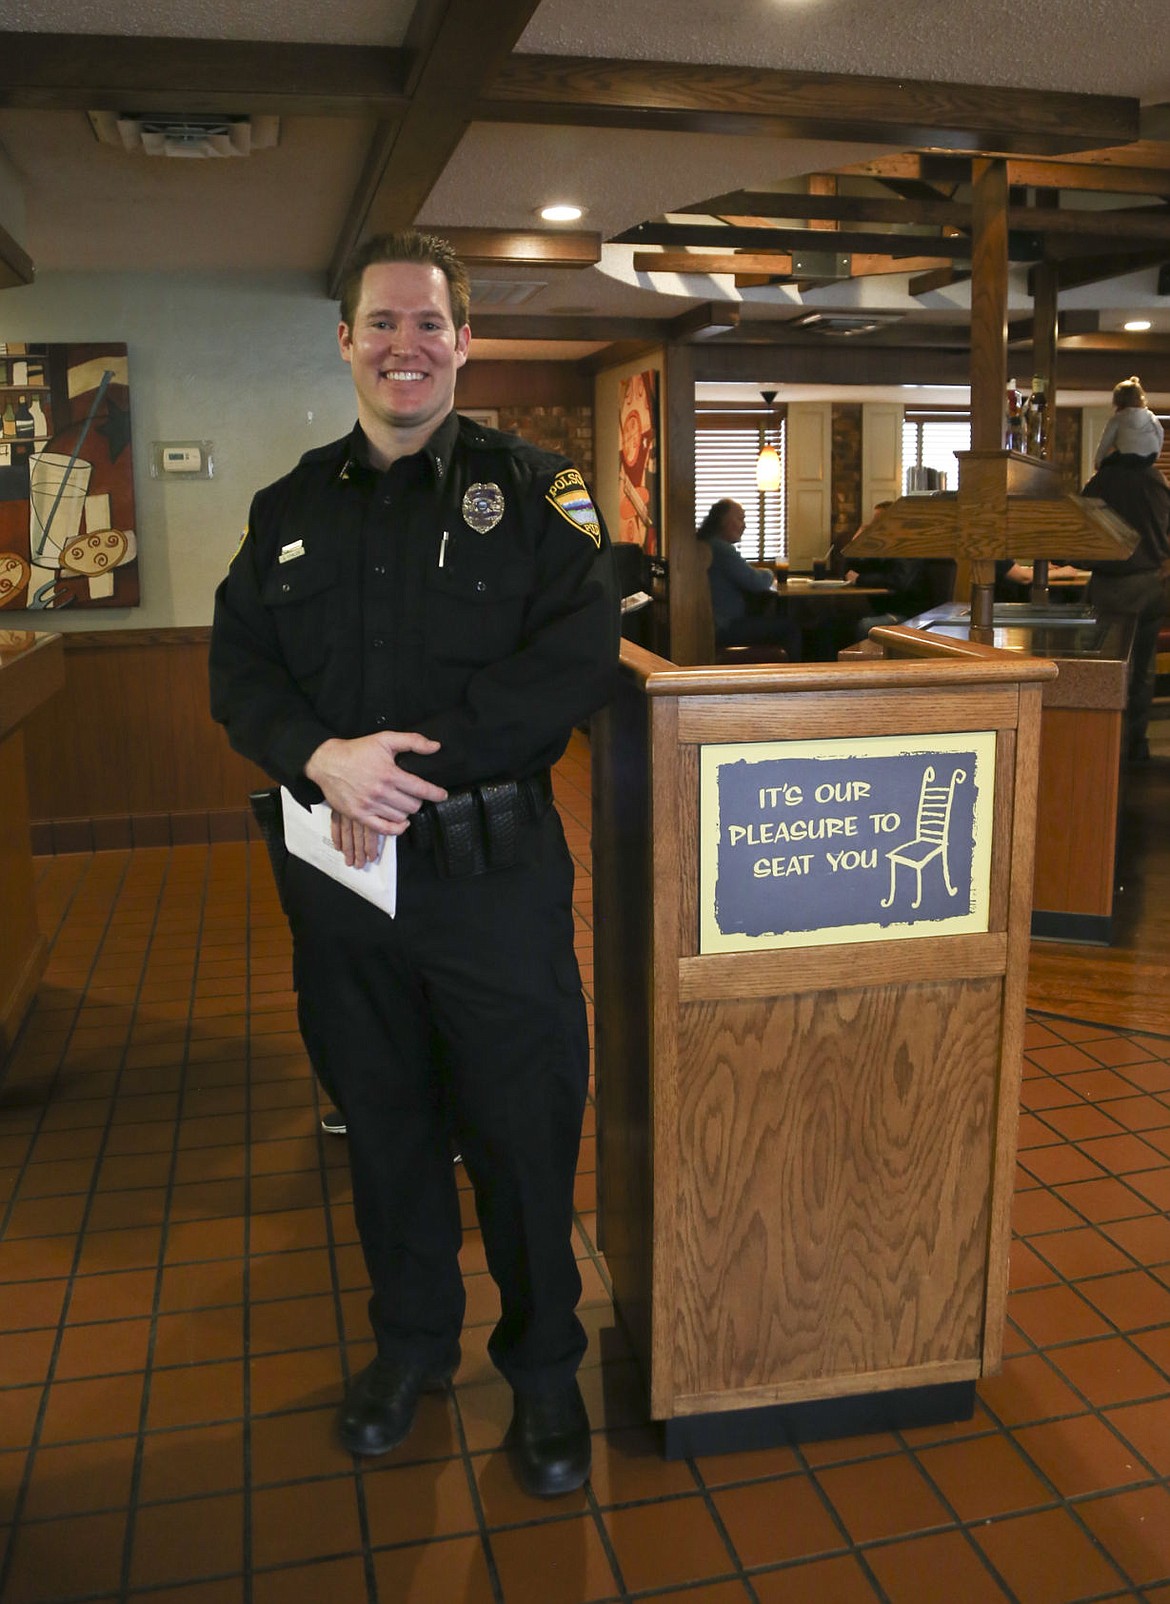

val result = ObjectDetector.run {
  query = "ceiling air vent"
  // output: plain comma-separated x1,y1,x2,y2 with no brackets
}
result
469,279,549,308
87,112,280,157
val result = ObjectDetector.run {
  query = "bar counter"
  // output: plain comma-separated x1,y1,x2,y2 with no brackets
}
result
894,602,1133,942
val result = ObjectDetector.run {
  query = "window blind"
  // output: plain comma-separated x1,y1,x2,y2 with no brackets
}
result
695,420,787,562
902,415,971,493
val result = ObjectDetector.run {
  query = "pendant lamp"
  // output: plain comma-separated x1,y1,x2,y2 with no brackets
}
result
755,388,781,491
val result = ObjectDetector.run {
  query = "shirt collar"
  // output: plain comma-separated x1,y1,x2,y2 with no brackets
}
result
337,411,460,487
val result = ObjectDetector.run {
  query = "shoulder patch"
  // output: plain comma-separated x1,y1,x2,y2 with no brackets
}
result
546,469,601,548
228,527,249,568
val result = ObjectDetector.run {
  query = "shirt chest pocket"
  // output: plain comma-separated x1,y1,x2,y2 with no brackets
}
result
260,552,338,677
424,560,531,666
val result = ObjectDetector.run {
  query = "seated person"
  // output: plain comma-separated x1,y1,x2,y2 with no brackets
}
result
698,498,801,658
844,556,932,631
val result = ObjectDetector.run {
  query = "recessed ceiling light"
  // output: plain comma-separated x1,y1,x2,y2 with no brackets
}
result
539,204,583,223
1124,319,1152,332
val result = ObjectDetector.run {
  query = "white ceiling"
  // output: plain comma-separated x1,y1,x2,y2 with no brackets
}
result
1,0,1169,336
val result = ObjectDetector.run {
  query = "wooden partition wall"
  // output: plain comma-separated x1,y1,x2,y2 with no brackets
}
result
592,639,1055,1455
0,632,64,1060
19,628,267,853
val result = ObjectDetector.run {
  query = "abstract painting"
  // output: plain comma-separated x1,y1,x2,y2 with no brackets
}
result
0,341,137,610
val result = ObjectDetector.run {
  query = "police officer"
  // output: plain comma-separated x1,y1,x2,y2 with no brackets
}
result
209,229,619,1496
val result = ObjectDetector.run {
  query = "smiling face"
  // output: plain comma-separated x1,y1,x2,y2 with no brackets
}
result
338,260,470,462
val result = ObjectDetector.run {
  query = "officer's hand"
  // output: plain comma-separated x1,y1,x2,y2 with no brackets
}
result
330,814,384,869
304,732,448,837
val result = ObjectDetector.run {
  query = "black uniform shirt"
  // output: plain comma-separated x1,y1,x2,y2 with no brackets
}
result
210,411,620,807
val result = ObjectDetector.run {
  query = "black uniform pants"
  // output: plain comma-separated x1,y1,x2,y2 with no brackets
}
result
284,808,589,1395
1088,570,1167,753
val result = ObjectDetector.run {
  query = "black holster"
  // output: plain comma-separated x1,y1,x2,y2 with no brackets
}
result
248,787,289,912
408,772,553,878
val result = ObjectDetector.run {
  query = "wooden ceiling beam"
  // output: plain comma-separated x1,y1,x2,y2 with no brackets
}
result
478,56,1136,155
432,229,601,267
0,220,35,290
909,265,970,295
1028,247,1168,292
680,189,1170,240
669,303,741,339
632,251,794,275
0,32,409,117
326,0,542,298
976,157,1169,196
844,151,1170,197
1057,331,1170,353
618,222,981,259
0,36,1141,161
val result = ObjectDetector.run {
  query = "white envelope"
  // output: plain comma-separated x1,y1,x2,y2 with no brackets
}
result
280,788,396,917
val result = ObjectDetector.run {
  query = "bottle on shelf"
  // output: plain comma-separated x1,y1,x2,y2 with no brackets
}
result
14,395,34,439
1,400,14,440
1005,381,1027,453
28,395,48,438
1026,378,1047,456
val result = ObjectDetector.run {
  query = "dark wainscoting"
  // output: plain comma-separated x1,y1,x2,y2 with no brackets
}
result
21,627,270,853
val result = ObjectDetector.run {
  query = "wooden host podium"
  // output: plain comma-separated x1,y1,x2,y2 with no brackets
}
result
592,635,1056,1456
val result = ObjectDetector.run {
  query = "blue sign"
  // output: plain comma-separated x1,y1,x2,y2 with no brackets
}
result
699,733,996,954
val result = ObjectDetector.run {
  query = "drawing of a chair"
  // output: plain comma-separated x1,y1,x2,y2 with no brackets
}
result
880,765,968,911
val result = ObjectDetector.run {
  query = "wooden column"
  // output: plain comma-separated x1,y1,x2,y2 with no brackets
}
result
1030,256,1061,601
967,159,1010,628
663,342,711,665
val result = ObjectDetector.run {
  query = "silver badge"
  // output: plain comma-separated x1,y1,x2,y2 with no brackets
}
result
462,482,504,533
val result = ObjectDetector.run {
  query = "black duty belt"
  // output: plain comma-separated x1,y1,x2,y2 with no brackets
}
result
406,771,554,877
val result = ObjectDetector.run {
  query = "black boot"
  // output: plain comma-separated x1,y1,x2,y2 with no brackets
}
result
506,1379,591,1497
339,1350,458,1456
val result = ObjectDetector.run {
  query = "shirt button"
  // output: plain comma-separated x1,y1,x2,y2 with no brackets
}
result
281,582,290,593
476,580,487,593
373,564,386,577
372,636,385,649
382,495,392,506
374,713,388,726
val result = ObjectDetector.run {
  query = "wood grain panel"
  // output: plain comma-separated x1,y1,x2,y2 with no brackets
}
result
649,694,683,1416
988,726,1017,933
677,684,1021,743
679,932,1009,1001
22,629,268,828
591,681,655,1373
984,683,1044,1367
674,1357,982,1414
667,980,999,1406
0,728,46,1061
1032,706,1121,915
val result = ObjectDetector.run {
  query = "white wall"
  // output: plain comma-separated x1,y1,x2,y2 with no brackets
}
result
0,271,358,628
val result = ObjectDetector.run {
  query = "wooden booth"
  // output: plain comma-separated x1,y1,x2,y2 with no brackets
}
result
0,630,64,1063
592,636,1055,1455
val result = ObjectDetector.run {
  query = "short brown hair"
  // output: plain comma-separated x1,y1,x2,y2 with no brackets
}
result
338,230,471,331
1113,375,1147,409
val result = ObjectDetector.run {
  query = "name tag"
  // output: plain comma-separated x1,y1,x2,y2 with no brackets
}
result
278,540,305,564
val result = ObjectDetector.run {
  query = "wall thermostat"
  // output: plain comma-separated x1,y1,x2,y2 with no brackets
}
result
151,440,214,480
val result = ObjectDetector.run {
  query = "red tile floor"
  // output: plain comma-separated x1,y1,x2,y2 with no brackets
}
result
2,733,1170,1602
